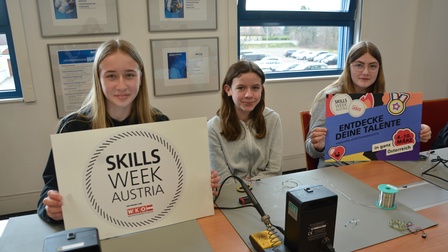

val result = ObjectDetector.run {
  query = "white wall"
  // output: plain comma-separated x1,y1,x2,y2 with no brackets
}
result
1,0,447,215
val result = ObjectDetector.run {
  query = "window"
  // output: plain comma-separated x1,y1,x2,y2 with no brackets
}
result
0,0,22,100
238,0,360,79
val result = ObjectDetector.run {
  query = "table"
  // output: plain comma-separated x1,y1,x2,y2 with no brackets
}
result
1,161,447,251
206,160,448,251
388,147,448,191
0,219,7,237
0,210,245,252
339,161,448,251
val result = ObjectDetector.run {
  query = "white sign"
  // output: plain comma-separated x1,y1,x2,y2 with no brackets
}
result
51,118,214,239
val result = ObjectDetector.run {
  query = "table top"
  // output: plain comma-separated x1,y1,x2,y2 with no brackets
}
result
198,161,448,252
388,147,448,190
339,161,448,252
1,160,446,251
0,219,7,237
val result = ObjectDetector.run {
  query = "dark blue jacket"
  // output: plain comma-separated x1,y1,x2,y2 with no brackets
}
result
431,123,448,150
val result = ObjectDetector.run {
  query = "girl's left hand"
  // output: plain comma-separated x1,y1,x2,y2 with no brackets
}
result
420,124,432,143
210,170,220,196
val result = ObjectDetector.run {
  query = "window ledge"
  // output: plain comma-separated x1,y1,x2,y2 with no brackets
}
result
265,74,339,84
0,97,24,104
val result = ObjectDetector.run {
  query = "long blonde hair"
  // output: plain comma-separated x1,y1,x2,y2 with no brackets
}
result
78,39,157,129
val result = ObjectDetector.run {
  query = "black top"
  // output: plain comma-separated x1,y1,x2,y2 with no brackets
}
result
431,123,448,150
37,109,169,224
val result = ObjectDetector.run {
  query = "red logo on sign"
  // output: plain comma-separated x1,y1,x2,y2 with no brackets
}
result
328,146,345,161
393,129,415,146
127,204,154,216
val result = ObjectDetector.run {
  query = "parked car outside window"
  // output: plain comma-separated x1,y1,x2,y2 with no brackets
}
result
322,55,338,65
283,49,297,57
306,51,329,61
291,62,328,71
254,59,282,72
271,62,301,72
239,50,254,59
297,51,315,60
313,53,334,62
258,56,280,62
241,53,270,62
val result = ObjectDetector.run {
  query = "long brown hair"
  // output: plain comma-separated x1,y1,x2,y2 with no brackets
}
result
78,39,157,129
327,41,385,94
218,61,266,141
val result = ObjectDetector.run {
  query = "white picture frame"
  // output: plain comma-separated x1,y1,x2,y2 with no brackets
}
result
37,0,119,37
150,37,220,96
48,42,102,118
148,0,217,32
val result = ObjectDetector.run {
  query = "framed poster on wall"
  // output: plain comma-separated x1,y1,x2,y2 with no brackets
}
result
37,0,119,37
48,42,102,118
148,0,217,31
150,37,220,96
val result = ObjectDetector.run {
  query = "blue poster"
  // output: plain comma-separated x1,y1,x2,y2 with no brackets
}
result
325,92,423,162
167,52,187,79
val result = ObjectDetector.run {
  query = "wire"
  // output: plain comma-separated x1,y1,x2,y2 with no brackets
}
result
273,224,285,235
321,237,336,252
421,156,448,183
213,175,235,204
326,182,377,209
389,220,427,238
214,204,255,210
214,175,285,242
214,175,266,217
406,221,427,238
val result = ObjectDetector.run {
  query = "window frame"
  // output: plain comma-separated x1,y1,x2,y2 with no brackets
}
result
0,0,23,100
237,0,360,79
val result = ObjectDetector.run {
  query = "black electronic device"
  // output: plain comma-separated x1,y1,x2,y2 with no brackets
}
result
43,227,101,252
216,176,338,252
284,185,338,252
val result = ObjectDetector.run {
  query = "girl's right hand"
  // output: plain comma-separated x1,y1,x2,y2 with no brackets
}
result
43,190,63,221
310,127,327,152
